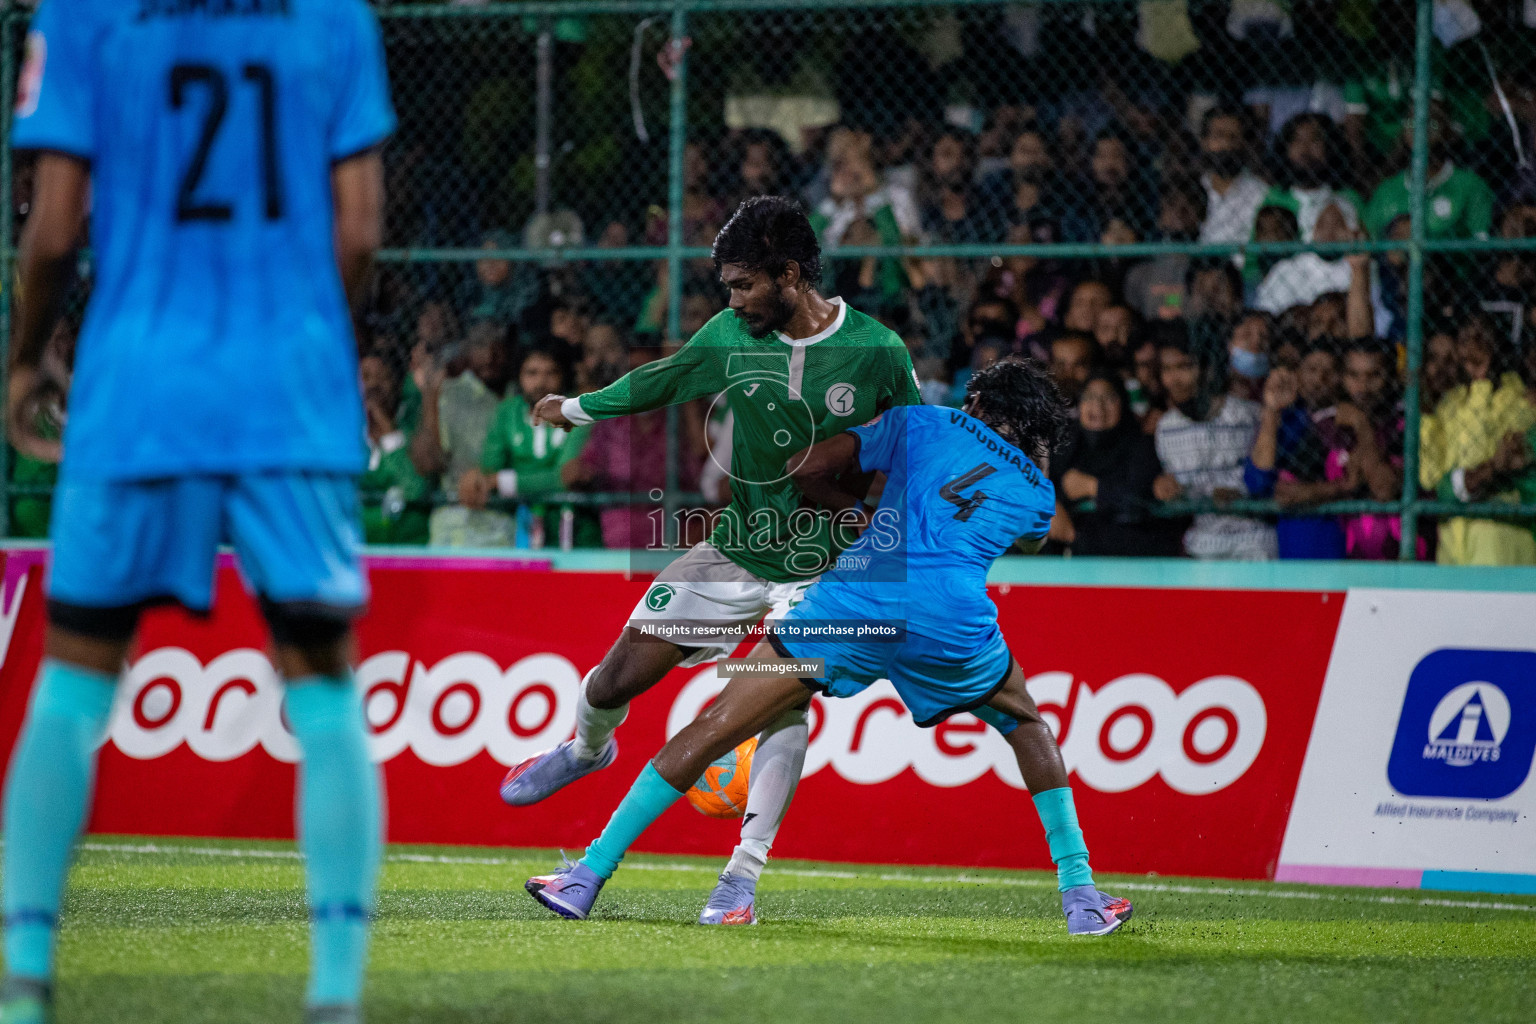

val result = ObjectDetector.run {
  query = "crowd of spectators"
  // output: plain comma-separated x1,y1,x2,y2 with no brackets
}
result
11,1,1536,564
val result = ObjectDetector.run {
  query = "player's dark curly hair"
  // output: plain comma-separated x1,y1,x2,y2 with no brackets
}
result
965,358,1071,465
712,195,824,286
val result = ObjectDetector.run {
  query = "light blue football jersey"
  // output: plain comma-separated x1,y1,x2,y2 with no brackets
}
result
811,404,1056,645
13,0,395,479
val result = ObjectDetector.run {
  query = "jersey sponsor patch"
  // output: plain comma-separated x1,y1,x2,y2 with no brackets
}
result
16,31,45,118
825,382,857,416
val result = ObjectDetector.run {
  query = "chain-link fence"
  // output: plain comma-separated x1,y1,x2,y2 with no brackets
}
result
4,0,1536,563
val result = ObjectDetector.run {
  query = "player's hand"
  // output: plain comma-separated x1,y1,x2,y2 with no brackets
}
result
6,364,62,464
533,394,573,430
458,469,490,510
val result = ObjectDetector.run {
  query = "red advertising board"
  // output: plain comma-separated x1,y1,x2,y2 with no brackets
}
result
0,550,1343,880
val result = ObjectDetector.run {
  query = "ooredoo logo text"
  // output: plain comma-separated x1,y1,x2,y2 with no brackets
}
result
109,647,1269,796
670,666,1267,795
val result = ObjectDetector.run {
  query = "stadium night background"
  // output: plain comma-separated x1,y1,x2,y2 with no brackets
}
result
2,0,1536,1022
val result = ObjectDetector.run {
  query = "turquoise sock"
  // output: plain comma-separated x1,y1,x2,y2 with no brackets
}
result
286,677,381,1009
1032,786,1095,892
580,763,687,880
3,660,117,981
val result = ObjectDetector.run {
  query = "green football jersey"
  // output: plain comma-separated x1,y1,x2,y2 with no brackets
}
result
567,299,922,582
1364,163,1494,241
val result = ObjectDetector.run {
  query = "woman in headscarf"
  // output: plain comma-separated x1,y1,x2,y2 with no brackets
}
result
1051,370,1183,556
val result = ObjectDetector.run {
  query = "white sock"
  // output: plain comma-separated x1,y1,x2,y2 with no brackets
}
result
725,708,809,881
572,669,628,761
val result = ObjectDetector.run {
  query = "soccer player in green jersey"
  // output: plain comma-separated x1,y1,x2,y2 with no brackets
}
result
499,197,921,924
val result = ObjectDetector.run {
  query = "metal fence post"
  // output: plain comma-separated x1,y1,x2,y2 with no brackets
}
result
1396,0,1433,560
662,0,689,550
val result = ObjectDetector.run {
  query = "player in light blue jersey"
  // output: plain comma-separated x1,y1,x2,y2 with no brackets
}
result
524,361,1134,936
3,1,394,1021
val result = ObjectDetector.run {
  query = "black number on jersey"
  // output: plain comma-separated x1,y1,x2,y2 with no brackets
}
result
939,463,996,522
169,63,285,223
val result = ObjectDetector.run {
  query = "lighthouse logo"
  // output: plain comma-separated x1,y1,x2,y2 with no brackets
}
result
1387,649,1536,800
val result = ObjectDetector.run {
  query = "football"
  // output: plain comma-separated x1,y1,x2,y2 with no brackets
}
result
685,737,757,818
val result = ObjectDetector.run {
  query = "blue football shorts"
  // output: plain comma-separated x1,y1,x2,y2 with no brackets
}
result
48,471,367,616
767,592,1016,732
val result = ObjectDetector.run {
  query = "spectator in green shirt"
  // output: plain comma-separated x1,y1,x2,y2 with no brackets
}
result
460,345,601,546
1364,110,1494,241
359,354,430,546
1343,49,1491,186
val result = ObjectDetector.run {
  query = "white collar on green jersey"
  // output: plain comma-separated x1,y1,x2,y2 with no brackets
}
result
776,296,846,347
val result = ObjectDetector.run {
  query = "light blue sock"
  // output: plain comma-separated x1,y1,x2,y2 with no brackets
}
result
3,659,117,981
286,677,381,1009
1032,786,1095,892
580,763,687,880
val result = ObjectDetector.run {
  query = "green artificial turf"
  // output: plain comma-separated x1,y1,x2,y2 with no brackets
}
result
20,835,1536,1023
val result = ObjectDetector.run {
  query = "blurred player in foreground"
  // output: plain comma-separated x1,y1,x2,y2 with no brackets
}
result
3,2,394,1021
525,360,1133,936
502,196,921,924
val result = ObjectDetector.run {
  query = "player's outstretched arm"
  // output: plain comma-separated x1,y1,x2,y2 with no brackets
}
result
7,153,88,463
531,394,575,429
535,327,727,428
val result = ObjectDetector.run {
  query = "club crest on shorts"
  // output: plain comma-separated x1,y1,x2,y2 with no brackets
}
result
645,584,676,611
825,383,857,416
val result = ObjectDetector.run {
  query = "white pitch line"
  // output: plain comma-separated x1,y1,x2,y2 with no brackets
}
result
72,841,1536,915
